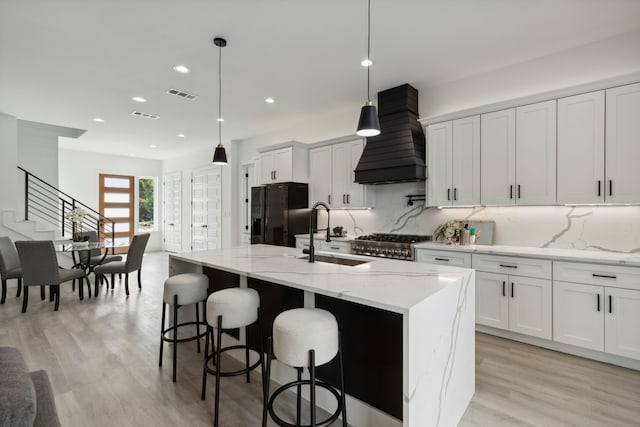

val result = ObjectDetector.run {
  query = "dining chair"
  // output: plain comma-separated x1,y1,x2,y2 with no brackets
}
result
94,233,150,296
0,236,23,304
75,231,123,290
15,240,88,312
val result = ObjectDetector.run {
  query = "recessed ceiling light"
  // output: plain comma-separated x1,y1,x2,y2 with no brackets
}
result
129,153,135,157
177,133,185,138
149,144,157,148
265,97,275,104
173,65,190,73
132,96,147,103
93,117,104,122
217,117,224,122
361,58,373,67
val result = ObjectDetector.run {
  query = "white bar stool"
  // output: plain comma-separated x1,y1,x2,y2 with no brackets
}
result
158,273,208,382
201,287,264,427
263,308,347,427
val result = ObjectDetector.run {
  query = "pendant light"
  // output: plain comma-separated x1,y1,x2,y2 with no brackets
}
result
212,37,228,165
356,0,380,137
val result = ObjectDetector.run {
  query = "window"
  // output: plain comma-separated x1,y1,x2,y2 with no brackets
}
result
99,173,134,254
138,177,157,231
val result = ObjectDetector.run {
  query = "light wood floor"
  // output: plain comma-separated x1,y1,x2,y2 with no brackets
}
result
1,251,639,427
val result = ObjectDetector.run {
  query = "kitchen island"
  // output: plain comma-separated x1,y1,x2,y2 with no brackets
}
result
169,244,475,427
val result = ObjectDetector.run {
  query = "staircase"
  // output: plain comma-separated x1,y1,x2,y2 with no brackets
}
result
2,167,116,245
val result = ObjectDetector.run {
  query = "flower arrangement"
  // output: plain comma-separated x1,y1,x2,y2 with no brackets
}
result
433,220,462,244
65,207,89,242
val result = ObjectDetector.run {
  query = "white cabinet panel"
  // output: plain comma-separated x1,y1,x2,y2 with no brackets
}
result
476,272,509,330
606,82,640,203
275,148,293,182
259,144,309,185
415,249,472,268
320,240,351,254
452,116,481,205
427,121,452,206
309,146,332,205
481,109,516,205
553,261,640,292
260,151,276,184
346,140,367,207
605,287,640,360
332,142,350,207
508,276,552,339
553,281,605,351
472,254,551,279
515,100,557,205
557,91,605,204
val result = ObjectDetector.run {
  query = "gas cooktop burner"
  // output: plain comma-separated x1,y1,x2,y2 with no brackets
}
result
355,233,432,244
351,233,432,261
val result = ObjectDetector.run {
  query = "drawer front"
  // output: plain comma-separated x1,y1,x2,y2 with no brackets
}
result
320,241,351,254
553,261,640,291
296,238,312,250
415,249,472,268
472,254,551,279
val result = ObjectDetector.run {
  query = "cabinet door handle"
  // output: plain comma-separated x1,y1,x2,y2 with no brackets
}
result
454,188,457,201
329,246,341,250
342,194,346,204
517,184,521,199
201,224,208,228
447,188,451,201
609,179,612,196
597,180,601,197
609,295,612,314
510,185,513,199
346,194,350,204
328,194,331,204
499,264,518,269
511,282,514,298
597,294,601,312
502,281,506,297
435,257,450,262
592,273,616,279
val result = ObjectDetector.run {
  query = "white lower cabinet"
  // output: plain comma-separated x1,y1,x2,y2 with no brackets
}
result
553,261,640,361
296,237,351,254
414,248,472,267
476,271,552,339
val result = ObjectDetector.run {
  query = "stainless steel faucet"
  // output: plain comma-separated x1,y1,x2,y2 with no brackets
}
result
305,201,331,263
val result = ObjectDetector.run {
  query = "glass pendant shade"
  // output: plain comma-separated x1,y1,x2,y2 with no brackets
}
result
356,103,381,137
212,143,228,164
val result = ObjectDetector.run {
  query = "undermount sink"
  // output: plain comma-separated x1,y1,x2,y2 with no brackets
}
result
297,254,370,266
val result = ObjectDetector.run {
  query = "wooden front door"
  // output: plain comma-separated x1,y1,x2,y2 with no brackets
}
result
99,173,134,254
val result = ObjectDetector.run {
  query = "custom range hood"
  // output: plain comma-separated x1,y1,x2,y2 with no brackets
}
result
354,84,426,184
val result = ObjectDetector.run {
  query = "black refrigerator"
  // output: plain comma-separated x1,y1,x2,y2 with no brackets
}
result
250,182,310,247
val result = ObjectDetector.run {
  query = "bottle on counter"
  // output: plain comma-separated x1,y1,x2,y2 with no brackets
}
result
469,227,476,244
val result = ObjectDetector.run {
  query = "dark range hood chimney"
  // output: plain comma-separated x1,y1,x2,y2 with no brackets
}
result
354,84,426,184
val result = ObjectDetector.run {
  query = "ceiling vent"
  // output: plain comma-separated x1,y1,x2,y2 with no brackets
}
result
166,88,198,100
131,111,160,120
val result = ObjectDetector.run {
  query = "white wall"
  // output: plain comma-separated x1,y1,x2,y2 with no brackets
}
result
232,29,640,254
59,149,163,251
0,113,17,214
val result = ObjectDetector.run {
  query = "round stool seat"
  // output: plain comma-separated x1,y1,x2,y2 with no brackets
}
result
207,288,259,329
163,273,208,305
273,308,338,367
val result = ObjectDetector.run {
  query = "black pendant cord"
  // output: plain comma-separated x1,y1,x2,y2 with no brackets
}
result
218,42,222,147
366,0,371,103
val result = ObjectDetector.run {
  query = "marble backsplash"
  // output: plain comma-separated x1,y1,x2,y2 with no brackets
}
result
318,182,640,254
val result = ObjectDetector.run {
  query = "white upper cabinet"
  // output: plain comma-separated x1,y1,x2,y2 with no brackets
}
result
481,109,516,205
309,145,332,205
557,91,605,204
605,82,640,203
259,143,309,184
308,138,373,208
427,116,480,206
515,100,557,205
480,101,556,205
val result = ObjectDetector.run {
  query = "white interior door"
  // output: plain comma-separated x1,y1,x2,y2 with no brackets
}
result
191,167,222,251
163,172,182,253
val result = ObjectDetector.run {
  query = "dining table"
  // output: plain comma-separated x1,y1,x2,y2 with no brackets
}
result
55,240,121,295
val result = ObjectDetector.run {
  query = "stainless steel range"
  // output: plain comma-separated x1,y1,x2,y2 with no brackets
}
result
350,233,432,261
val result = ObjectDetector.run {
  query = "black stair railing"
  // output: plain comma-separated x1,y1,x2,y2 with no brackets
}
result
18,166,116,252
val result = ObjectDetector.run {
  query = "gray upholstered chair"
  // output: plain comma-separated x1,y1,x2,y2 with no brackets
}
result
0,236,23,304
15,240,88,312
94,233,150,296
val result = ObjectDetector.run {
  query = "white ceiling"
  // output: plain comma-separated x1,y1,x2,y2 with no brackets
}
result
1,0,640,160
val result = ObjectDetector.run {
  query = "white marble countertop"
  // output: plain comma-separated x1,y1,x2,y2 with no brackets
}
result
170,244,473,314
413,242,640,267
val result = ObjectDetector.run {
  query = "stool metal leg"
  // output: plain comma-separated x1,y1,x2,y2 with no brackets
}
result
159,301,166,367
172,294,178,382
214,315,223,427
245,325,251,383
310,350,316,427
338,332,347,427
201,325,211,400
258,307,266,395
196,302,201,353
262,337,273,427
296,367,303,425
